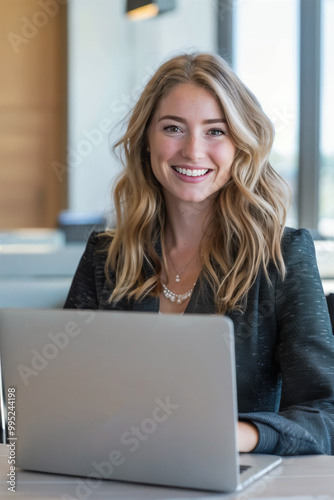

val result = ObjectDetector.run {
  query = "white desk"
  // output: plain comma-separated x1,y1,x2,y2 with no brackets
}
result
0,445,333,499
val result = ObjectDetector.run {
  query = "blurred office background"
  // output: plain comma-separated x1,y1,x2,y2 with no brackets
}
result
0,0,334,309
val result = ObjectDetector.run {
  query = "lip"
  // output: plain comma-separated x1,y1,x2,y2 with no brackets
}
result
171,165,212,183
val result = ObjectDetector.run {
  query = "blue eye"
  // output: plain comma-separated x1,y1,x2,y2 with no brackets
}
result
208,128,226,136
163,125,181,133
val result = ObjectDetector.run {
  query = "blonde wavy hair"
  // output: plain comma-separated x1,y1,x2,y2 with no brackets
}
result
102,52,290,313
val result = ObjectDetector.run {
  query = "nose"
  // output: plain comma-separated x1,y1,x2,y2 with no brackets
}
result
181,134,204,160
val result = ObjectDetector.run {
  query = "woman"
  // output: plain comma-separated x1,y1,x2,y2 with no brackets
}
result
64,52,334,456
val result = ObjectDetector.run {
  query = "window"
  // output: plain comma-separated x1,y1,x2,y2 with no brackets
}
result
234,0,299,227
319,0,334,237
231,0,334,237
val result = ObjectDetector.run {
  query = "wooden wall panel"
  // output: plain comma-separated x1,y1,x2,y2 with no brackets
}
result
0,0,68,228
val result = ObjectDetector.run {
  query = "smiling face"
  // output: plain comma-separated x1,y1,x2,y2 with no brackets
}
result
146,83,236,208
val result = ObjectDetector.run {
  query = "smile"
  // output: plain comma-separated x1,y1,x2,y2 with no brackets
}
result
172,166,210,177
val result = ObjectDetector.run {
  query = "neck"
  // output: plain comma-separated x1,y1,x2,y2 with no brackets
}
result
163,195,213,252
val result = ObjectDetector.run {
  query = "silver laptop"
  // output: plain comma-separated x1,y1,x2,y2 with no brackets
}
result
0,308,281,492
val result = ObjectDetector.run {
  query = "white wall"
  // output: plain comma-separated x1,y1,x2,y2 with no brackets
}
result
67,0,216,223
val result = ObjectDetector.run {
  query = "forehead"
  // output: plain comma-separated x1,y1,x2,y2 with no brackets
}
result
153,83,224,118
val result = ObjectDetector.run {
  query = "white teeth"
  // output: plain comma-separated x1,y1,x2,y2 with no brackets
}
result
174,167,209,177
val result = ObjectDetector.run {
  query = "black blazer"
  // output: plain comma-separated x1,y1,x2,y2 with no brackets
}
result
64,227,334,455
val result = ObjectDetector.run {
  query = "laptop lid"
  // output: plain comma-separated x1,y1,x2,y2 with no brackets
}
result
0,308,280,492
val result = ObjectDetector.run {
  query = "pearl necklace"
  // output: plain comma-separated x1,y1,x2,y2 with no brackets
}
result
161,281,196,304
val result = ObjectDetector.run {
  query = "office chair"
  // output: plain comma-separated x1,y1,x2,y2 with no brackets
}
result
326,293,334,334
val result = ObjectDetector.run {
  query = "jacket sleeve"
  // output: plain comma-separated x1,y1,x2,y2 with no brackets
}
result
63,231,101,309
241,229,334,455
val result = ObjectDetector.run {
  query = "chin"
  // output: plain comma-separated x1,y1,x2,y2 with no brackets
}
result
177,194,212,204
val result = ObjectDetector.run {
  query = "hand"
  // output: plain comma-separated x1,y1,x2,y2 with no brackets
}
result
237,421,259,452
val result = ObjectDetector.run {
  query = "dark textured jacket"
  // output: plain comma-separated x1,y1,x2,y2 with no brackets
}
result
64,227,334,456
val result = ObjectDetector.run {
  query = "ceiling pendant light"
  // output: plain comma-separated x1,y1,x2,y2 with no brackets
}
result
126,0,176,21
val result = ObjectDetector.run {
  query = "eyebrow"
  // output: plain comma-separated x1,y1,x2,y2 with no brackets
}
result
157,115,226,124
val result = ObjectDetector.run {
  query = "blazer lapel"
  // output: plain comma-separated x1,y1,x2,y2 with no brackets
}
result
184,275,216,314
133,245,160,312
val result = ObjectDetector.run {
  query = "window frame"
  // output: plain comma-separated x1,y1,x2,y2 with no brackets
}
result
217,0,323,234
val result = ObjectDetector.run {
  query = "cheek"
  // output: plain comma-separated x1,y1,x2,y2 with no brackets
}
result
155,140,177,158
148,143,169,180
147,130,178,159
214,142,236,167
